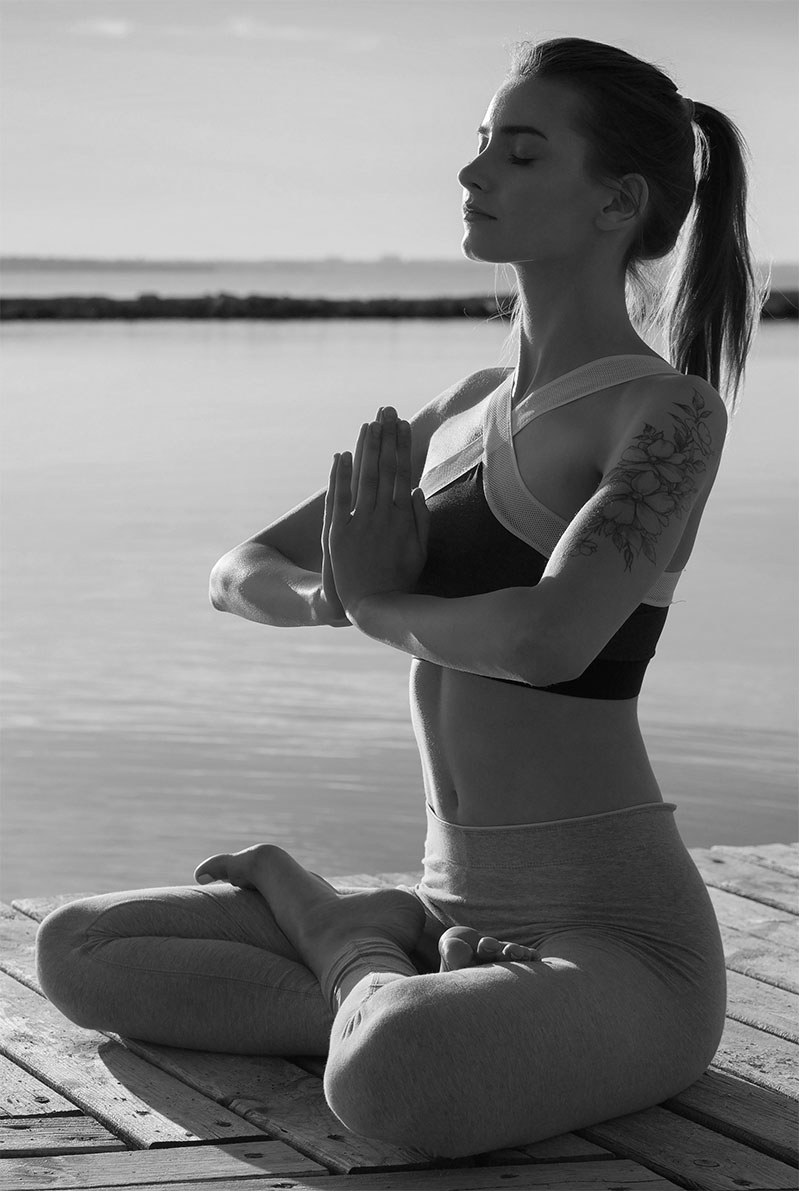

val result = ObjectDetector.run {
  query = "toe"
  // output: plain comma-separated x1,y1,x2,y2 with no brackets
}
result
194,854,235,885
476,936,503,959
438,926,482,972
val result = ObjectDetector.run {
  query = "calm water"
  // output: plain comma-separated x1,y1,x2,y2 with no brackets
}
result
1,318,797,899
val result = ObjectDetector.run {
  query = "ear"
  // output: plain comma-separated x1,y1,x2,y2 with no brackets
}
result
596,173,649,232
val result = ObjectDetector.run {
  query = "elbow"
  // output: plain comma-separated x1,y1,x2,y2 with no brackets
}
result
510,609,588,688
209,553,236,612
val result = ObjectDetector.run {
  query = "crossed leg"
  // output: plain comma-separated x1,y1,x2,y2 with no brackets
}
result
194,844,720,1158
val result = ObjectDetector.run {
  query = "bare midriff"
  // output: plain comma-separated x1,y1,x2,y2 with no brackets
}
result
410,658,662,826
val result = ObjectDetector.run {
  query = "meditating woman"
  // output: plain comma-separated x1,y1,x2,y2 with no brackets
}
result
36,38,761,1157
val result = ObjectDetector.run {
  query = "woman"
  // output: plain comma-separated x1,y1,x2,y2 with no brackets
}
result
36,38,761,1157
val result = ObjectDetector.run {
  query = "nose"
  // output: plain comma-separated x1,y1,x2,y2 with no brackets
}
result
457,154,487,193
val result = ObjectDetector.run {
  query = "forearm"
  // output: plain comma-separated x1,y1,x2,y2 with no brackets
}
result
349,587,572,686
210,543,349,628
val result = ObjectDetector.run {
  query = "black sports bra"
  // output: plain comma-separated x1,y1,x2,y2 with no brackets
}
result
413,356,684,700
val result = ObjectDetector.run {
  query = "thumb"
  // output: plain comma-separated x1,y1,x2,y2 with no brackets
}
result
411,487,430,549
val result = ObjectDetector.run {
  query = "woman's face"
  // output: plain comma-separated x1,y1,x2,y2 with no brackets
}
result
458,76,615,267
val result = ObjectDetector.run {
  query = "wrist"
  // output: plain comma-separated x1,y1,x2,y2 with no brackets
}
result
309,580,350,628
347,589,402,631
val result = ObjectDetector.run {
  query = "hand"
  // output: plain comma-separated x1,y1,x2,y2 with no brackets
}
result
327,407,430,616
319,415,371,622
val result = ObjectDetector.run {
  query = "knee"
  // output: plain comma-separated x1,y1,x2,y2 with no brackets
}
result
35,898,103,1027
323,978,464,1157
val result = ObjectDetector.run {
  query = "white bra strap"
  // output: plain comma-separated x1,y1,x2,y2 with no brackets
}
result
512,355,680,435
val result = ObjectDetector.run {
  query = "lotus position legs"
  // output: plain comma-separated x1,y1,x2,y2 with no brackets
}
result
194,844,540,1006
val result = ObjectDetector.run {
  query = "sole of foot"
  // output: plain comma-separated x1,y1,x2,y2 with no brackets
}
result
195,843,426,982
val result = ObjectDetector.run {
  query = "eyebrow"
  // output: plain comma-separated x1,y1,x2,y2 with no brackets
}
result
477,123,548,140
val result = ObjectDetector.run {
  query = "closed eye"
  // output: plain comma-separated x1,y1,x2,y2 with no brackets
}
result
509,155,536,165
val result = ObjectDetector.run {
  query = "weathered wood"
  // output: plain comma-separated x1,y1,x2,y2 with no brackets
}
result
665,1067,798,1168
116,1040,428,1173
0,1054,78,1117
0,903,39,992
580,1103,799,1190
707,884,799,951
0,1113,124,1158
0,1139,326,1189
475,1133,613,1163
0,973,267,1148
22,1161,681,1190
691,848,799,915
717,919,798,993
372,872,423,887
711,843,799,879
725,968,799,1042
712,1015,799,1099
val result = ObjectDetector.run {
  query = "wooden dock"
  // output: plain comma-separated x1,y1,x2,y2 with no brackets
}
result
1,842,796,1190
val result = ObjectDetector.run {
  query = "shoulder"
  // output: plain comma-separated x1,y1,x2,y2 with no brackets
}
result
604,370,727,483
411,366,510,430
408,366,510,482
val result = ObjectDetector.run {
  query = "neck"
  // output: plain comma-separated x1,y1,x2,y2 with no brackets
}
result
510,257,657,399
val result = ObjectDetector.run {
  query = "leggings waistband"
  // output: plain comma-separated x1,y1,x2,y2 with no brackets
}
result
421,800,679,871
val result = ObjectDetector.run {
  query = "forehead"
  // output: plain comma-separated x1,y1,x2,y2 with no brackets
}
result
482,76,584,141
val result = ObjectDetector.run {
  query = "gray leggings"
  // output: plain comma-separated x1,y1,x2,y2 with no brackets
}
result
35,802,726,1157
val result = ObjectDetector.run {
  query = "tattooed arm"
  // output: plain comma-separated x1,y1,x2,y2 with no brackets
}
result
525,376,728,677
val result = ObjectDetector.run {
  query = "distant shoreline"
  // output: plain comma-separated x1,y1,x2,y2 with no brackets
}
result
1,290,796,320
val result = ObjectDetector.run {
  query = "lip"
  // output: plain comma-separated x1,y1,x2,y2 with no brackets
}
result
462,203,496,221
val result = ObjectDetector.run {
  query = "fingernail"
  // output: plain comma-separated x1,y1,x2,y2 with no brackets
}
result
196,873,213,884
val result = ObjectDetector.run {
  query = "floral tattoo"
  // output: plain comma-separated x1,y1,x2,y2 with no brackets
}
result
568,389,714,571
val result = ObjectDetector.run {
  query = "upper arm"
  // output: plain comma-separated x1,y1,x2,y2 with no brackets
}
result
224,368,502,572
529,377,727,676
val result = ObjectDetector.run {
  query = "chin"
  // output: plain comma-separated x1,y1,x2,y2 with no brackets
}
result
461,238,506,265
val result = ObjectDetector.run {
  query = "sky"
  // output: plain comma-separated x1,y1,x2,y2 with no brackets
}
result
1,0,797,263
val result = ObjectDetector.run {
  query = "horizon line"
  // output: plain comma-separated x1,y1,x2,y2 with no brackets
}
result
2,254,795,273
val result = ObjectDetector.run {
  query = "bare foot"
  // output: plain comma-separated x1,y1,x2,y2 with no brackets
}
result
438,925,541,972
194,844,425,995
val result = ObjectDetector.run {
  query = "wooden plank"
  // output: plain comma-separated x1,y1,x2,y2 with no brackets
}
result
0,1114,124,1158
581,1103,799,1190
117,1039,428,1173
476,1133,613,1163
711,843,799,879
0,972,267,1149
24,1162,682,1190
712,1015,799,1099
726,968,799,1042
690,848,799,915
0,1139,325,1189
373,872,423,887
665,1067,798,1168
707,885,799,951
0,1053,78,1117
717,919,798,993
0,903,39,992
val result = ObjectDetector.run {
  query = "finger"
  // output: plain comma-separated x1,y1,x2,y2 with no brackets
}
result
334,452,353,518
351,423,368,508
357,421,381,510
376,407,398,506
412,487,430,549
394,419,413,510
323,454,337,544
